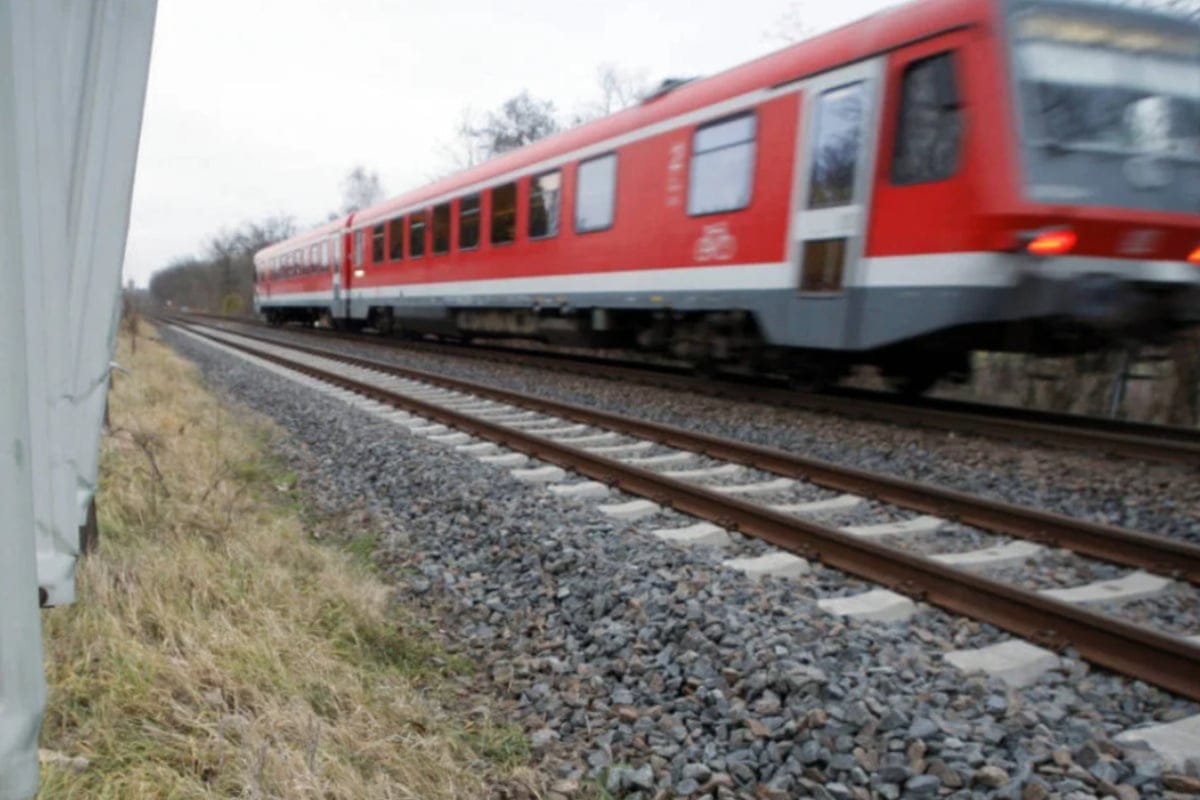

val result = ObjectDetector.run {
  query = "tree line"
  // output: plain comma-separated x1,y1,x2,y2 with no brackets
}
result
149,216,296,315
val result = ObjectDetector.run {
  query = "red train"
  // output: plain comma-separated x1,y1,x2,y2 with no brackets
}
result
255,0,1200,391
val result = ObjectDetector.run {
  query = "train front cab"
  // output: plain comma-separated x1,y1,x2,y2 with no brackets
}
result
777,0,1200,389
993,0,1200,347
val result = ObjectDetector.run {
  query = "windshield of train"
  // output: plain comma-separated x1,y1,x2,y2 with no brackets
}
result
1009,4,1200,213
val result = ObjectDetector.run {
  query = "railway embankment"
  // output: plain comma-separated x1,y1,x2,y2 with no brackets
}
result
35,325,540,799
159,321,1200,800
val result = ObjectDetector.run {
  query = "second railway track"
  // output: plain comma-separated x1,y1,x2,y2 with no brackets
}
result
189,313,1200,468
169,317,1200,701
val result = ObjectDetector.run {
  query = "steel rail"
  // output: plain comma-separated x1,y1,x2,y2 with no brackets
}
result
801,390,1200,468
180,319,1200,586
209,313,1200,468
425,344,1200,466
828,386,1200,447
177,321,1200,701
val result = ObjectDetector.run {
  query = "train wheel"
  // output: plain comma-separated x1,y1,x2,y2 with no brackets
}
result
372,307,396,335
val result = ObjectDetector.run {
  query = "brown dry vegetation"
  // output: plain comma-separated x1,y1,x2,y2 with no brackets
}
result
36,325,540,799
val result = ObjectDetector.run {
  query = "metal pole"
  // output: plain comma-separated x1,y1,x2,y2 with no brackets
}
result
1109,345,1134,419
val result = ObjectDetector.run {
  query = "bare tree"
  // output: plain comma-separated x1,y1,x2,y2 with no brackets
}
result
767,1,814,44
206,230,241,312
237,215,297,252
151,215,296,314
435,91,561,176
570,64,652,125
468,91,561,159
339,165,385,215
204,215,297,312
435,108,488,175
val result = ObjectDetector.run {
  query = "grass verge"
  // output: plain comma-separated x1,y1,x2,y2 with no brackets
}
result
36,325,538,799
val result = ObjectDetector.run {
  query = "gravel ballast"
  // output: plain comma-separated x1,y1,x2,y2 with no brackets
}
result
234,325,1200,547
165,327,1200,800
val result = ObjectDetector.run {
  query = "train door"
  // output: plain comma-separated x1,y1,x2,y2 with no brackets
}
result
791,58,884,348
329,237,345,319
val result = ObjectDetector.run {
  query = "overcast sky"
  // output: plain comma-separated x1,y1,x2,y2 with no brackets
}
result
123,0,894,286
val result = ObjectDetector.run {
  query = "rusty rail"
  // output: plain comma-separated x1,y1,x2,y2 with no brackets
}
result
201,312,1200,468
175,320,1200,701
179,318,1200,586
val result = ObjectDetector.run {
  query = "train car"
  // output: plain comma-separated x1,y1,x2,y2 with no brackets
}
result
256,0,1200,391
253,218,347,325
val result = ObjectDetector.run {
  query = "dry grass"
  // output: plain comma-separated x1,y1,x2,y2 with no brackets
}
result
37,325,538,799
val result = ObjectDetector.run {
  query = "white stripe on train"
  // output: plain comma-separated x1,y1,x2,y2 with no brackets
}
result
259,252,1199,306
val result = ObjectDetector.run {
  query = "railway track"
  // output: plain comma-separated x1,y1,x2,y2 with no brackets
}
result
167,317,1200,702
188,313,1200,468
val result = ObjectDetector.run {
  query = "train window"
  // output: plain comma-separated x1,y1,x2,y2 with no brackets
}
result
891,53,961,185
800,237,847,292
575,153,617,233
491,182,517,244
388,217,404,261
459,193,481,250
432,203,451,254
529,170,561,239
371,224,385,263
688,113,757,215
353,230,364,266
409,212,427,257
807,82,865,209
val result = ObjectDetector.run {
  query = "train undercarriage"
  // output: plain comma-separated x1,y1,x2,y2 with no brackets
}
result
263,293,1195,396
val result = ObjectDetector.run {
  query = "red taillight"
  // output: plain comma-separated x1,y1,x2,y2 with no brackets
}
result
1188,245,1200,265
1026,228,1077,256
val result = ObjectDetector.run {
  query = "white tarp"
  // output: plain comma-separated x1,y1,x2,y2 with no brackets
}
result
0,2,156,798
